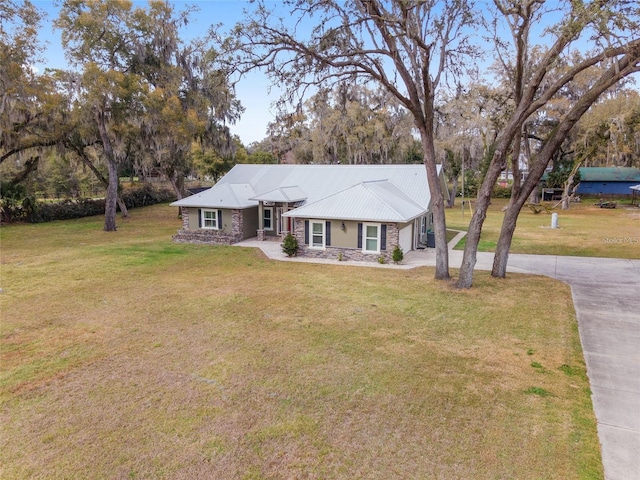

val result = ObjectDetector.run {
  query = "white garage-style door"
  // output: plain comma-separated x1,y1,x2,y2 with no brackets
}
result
398,224,413,253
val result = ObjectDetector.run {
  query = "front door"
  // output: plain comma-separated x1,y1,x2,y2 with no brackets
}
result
278,207,293,235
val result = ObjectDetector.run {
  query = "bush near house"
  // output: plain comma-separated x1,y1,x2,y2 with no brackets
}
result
392,244,404,263
281,233,299,257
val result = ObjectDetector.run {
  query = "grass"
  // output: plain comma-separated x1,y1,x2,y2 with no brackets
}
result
447,197,640,258
1,204,602,479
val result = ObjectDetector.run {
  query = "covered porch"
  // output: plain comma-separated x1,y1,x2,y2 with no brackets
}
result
249,186,307,241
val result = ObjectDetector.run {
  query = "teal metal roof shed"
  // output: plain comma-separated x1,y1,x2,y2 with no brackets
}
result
575,167,640,195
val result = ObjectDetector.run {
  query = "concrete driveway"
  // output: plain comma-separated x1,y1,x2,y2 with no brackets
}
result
236,237,640,479
504,254,640,480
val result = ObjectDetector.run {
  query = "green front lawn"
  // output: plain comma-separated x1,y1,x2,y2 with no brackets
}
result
0,204,602,479
447,198,640,258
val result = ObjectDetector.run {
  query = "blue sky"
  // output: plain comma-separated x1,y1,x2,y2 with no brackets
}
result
31,0,279,145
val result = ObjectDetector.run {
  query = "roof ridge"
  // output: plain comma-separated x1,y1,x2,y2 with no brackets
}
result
363,180,422,218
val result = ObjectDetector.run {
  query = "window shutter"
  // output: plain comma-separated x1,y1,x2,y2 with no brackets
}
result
326,221,331,246
357,223,363,248
381,224,387,251
304,220,309,245
198,209,202,228
218,209,223,230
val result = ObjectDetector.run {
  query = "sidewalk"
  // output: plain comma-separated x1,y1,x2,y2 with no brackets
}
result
234,235,640,480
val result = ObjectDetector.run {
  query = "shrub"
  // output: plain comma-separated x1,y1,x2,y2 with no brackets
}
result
1,184,176,224
281,233,298,257
392,245,404,264
27,198,105,223
0,197,31,224
492,185,512,198
121,183,174,209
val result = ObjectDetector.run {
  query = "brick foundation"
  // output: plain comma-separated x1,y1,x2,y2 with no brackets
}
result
172,228,242,245
298,245,392,263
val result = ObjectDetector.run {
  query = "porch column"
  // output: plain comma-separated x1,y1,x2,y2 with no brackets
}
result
282,202,289,237
257,201,265,241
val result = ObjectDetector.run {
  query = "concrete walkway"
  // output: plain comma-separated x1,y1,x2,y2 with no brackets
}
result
234,236,640,480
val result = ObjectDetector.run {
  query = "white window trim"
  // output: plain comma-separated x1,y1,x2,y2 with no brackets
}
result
201,209,219,230
310,220,325,249
263,207,274,231
363,222,381,253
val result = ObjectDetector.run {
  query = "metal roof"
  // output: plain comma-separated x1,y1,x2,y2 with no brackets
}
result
578,167,640,182
171,183,256,209
172,164,440,222
282,180,425,222
249,186,307,203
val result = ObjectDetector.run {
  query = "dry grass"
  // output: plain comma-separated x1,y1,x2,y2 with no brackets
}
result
1,204,601,479
447,198,640,258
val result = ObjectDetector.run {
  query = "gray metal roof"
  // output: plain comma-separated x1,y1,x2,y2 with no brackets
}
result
172,183,256,209
249,186,307,203
282,180,425,222
172,164,440,222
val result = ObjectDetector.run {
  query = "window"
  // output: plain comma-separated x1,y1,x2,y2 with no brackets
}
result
263,207,273,231
201,209,220,230
363,223,380,253
311,221,325,248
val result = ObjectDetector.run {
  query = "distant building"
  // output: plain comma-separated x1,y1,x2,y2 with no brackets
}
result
575,167,640,196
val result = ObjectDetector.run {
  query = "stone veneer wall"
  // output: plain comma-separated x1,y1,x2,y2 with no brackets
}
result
173,208,245,245
293,220,401,263
180,207,189,230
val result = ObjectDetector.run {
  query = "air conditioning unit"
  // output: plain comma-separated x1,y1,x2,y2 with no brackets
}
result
421,231,436,248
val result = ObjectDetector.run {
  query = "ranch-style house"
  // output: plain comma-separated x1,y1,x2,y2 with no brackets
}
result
171,164,448,263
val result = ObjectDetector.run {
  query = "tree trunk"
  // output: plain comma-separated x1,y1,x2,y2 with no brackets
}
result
492,193,529,278
9,156,40,186
167,173,184,201
448,176,458,208
561,160,582,210
104,156,119,231
117,195,129,217
95,110,118,232
71,141,128,216
455,140,508,288
510,132,522,197
419,129,449,280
